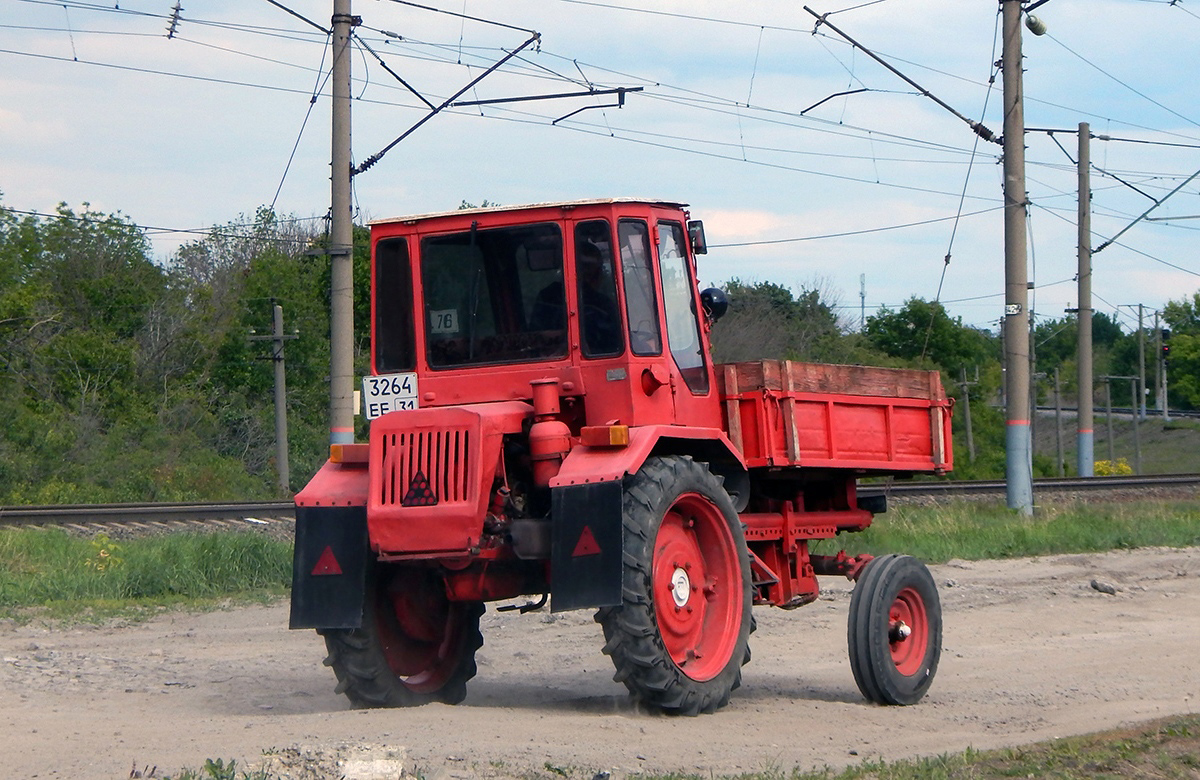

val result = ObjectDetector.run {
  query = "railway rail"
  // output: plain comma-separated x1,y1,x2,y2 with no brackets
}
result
0,500,295,535
1,474,1197,534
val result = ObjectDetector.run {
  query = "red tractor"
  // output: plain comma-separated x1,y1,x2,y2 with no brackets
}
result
290,199,952,715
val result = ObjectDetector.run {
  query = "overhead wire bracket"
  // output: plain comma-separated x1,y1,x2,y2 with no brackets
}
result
354,33,542,175
801,88,869,116
803,5,999,145
1094,166,1200,253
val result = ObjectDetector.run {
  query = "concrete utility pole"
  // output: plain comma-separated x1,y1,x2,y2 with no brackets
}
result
1002,0,1033,513
249,303,298,492
1102,375,1141,473
860,274,867,332
1104,378,1115,463
1154,311,1162,414
329,0,357,446
1128,377,1142,474
1054,367,1064,476
1137,303,1146,419
958,367,977,463
1076,122,1094,477
272,304,291,490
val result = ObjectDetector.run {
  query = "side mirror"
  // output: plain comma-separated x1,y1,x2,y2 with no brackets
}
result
700,287,728,322
688,220,707,255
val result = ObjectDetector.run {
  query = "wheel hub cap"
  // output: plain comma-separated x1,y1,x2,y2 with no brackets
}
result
670,567,691,607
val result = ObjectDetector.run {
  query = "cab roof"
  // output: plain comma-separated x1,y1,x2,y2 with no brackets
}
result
367,198,689,227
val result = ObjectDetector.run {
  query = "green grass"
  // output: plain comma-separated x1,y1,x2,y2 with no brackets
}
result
3,498,1199,621
1033,413,1200,475
0,528,292,621
710,713,1200,780
827,499,1200,563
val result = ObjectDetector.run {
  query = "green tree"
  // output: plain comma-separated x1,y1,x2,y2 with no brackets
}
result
708,279,846,363
865,298,997,373
1162,292,1200,409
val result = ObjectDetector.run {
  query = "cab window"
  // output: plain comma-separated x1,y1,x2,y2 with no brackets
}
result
421,222,568,367
618,219,663,356
657,220,709,394
574,220,623,358
375,237,415,372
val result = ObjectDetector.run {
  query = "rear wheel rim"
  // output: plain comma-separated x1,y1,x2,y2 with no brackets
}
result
375,572,466,694
888,585,929,676
651,492,742,682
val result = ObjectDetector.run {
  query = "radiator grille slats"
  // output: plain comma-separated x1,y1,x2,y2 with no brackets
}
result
379,428,471,507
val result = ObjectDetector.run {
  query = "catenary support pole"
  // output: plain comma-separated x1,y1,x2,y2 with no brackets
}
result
329,0,356,446
1002,0,1033,513
1076,122,1094,477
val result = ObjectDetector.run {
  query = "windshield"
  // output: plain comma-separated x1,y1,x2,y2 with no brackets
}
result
421,222,568,368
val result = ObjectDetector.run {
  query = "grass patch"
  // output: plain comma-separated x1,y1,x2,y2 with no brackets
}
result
0,528,292,621
825,499,1200,563
3,499,1199,621
781,713,1200,779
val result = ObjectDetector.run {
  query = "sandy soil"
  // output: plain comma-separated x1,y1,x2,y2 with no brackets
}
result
2,547,1198,780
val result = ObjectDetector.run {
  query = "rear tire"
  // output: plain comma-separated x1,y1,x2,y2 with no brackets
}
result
847,554,941,705
597,456,752,715
321,565,484,707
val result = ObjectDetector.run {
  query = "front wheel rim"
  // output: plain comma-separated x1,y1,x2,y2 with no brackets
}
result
651,493,742,682
888,586,930,676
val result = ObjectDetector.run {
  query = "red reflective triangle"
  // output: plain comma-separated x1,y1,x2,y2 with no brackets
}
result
572,526,601,557
311,545,343,576
402,471,439,506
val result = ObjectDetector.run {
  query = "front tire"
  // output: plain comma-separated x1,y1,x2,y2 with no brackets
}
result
847,554,941,705
321,565,484,707
597,456,752,715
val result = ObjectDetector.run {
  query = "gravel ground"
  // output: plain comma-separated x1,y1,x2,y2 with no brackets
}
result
2,546,1198,780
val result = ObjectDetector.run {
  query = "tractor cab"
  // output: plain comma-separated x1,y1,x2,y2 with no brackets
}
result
366,199,722,434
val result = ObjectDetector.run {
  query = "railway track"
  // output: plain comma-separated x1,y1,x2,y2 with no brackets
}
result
860,472,1200,498
0,500,295,536
1,474,1197,534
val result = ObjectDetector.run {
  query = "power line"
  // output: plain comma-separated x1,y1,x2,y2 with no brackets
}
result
711,206,1002,248
0,46,316,96
1046,32,1200,131
3,206,326,248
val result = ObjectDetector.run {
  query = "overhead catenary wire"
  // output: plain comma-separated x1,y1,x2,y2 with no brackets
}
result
271,31,334,210
7,0,1200,312
919,5,1002,361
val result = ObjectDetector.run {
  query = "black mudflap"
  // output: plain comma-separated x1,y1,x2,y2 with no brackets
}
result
289,505,369,630
549,480,624,613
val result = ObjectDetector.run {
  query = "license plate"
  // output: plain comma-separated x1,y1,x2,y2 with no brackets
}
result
362,373,418,419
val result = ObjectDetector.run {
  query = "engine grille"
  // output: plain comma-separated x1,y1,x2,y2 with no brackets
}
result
377,428,472,507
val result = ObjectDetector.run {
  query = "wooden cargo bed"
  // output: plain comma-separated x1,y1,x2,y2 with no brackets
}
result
717,360,953,474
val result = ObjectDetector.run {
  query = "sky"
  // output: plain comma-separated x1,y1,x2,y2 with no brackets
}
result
3,0,1200,334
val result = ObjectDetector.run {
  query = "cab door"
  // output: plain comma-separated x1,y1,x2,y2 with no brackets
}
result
650,215,722,429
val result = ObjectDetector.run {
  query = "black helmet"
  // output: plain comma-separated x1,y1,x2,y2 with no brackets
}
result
700,287,729,322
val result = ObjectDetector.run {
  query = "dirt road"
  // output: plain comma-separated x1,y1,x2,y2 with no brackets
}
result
3,547,1198,780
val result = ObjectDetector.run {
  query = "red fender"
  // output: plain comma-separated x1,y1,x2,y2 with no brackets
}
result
549,425,746,487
